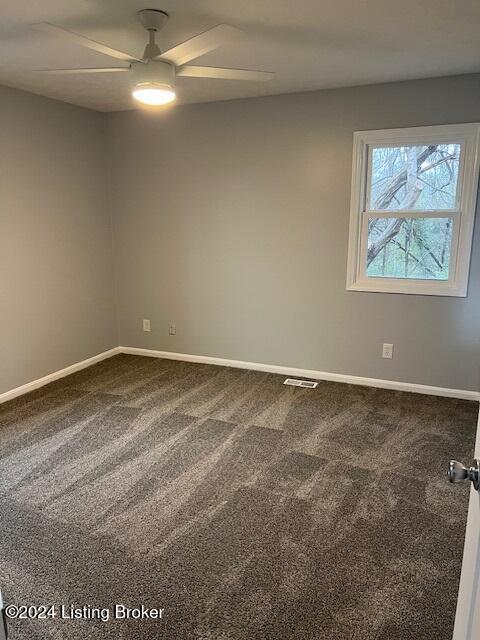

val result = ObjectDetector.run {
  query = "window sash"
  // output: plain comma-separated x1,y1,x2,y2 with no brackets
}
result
364,140,466,213
358,213,460,284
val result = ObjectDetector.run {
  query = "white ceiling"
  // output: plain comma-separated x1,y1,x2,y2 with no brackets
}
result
1,0,479,112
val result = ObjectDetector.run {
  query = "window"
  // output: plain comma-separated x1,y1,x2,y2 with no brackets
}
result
346,124,480,296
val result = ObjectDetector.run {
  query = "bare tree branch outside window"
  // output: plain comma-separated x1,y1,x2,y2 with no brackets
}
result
366,143,459,280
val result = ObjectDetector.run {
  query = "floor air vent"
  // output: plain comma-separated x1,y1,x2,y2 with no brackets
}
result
284,378,318,388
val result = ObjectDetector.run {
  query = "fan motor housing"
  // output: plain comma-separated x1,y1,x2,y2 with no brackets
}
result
131,60,176,87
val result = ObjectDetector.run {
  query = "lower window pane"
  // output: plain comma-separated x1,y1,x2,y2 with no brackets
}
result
366,217,452,280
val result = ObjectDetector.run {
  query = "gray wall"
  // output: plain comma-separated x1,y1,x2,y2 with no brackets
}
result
0,86,116,394
108,74,480,392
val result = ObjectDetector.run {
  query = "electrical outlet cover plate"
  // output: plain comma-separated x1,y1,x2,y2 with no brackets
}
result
382,343,393,359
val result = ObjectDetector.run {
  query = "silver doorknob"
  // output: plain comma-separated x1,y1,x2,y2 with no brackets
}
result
448,459,480,491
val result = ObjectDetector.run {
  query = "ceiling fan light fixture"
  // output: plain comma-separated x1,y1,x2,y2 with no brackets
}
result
132,82,176,106
33,16,274,111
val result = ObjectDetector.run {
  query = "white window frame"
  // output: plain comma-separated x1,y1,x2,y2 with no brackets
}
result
346,123,480,296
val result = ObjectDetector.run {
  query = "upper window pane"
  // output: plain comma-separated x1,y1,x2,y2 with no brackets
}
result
368,143,461,211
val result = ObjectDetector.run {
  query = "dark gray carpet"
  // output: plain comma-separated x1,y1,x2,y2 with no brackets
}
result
0,354,476,639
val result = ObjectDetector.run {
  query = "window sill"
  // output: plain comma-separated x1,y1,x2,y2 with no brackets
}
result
346,278,467,297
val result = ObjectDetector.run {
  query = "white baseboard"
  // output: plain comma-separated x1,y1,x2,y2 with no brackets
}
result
0,347,121,405
120,346,480,402
1,345,478,405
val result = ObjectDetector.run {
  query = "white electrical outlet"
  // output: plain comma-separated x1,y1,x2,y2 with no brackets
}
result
169,322,176,336
382,343,393,359
143,319,151,332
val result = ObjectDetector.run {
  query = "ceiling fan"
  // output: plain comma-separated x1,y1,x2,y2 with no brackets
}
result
34,9,275,106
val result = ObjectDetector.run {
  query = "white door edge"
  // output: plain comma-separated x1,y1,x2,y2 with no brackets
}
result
452,409,480,639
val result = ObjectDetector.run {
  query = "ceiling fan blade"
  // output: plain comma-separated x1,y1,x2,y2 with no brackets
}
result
34,22,141,62
159,24,242,66
177,65,274,81
38,67,131,74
